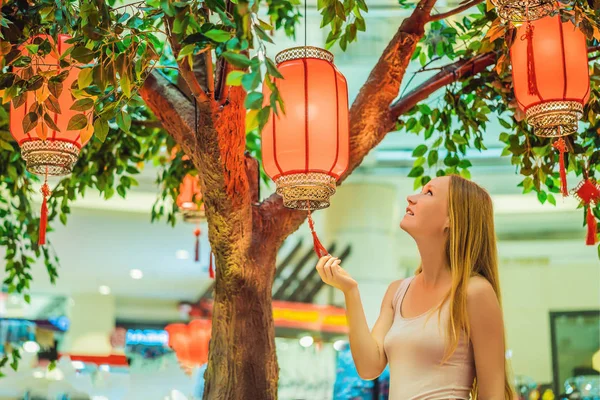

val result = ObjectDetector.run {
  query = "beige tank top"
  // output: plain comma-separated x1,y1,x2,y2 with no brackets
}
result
383,276,475,400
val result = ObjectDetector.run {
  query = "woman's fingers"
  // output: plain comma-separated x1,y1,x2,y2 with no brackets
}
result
316,255,332,282
323,256,338,280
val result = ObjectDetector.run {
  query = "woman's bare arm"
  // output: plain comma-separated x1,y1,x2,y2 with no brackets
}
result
468,276,507,399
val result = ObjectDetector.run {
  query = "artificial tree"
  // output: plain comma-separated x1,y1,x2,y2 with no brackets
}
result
0,0,598,397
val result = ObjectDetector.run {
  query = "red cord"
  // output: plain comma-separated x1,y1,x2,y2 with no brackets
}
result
553,138,568,197
194,228,201,262
39,178,51,245
307,207,328,258
586,206,597,245
209,252,215,279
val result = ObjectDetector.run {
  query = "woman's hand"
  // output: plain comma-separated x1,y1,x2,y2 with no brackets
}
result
315,255,358,294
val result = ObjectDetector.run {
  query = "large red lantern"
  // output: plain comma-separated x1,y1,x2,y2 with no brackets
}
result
261,46,349,257
10,34,93,176
9,34,93,244
510,16,590,195
165,319,212,369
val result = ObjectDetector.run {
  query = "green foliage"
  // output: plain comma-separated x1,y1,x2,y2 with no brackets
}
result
397,3,600,248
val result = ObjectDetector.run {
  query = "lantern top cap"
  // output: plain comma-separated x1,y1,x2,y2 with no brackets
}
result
275,46,334,65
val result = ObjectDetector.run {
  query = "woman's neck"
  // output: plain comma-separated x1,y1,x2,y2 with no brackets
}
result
415,235,451,288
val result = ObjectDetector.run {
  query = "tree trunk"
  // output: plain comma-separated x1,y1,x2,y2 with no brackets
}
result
203,245,280,400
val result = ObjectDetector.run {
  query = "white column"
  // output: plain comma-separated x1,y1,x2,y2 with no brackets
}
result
323,182,402,328
59,294,115,355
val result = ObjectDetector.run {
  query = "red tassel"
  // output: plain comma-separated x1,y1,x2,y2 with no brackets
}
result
553,138,568,197
525,23,538,96
209,252,215,279
194,228,201,262
307,208,328,258
39,181,51,246
586,206,597,245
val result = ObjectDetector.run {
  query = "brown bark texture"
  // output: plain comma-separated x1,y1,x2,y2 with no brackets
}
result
139,1,490,398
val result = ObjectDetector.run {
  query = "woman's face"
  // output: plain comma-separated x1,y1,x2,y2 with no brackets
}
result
400,176,451,238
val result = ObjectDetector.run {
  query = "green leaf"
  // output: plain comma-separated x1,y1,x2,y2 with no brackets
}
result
22,112,38,134
178,44,196,59
458,159,472,169
255,26,274,44
522,177,534,193
120,74,132,98
408,166,424,178
414,156,426,167
48,80,63,98
70,98,94,112
93,118,109,142
245,92,264,110
226,71,245,86
547,194,556,206
412,144,427,157
67,114,88,131
242,70,261,91
460,168,471,180
428,150,438,166
78,68,93,89
205,29,231,43
537,190,547,204
70,47,95,64
117,111,132,132
222,52,251,69
266,58,283,79
44,95,62,114
451,133,468,145
44,113,61,132
24,294,30,304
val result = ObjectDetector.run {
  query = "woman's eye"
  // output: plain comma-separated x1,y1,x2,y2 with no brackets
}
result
426,190,433,196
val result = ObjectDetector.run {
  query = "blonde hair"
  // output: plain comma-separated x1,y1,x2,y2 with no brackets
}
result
416,175,513,399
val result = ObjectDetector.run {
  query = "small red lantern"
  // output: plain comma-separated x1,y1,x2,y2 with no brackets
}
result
510,15,590,195
261,46,349,257
176,173,205,223
9,34,94,244
572,179,600,246
165,319,212,369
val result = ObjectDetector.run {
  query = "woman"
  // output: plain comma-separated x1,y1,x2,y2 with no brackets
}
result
316,175,513,399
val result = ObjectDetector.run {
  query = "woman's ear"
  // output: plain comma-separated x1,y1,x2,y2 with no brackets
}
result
444,217,450,232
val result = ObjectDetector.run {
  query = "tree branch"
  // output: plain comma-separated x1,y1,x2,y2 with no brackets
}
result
164,16,211,104
390,51,497,119
430,0,484,22
141,71,252,268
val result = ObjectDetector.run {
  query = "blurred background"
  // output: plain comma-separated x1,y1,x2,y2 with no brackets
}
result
0,0,599,399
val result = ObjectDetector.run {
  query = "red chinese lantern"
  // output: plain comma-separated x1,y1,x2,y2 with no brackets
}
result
572,178,600,245
510,15,590,195
165,319,212,368
9,34,93,244
261,46,349,257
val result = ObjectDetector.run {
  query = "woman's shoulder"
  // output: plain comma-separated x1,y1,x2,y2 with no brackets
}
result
466,275,498,304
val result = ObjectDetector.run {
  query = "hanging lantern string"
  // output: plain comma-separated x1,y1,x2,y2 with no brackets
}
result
552,136,569,197
39,169,51,246
304,0,307,57
194,226,201,263
307,200,329,258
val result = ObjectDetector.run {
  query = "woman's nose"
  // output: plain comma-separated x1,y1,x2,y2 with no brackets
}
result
406,194,417,204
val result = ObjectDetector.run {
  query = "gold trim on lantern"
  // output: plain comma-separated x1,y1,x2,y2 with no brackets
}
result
491,0,553,22
181,209,206,224
20,140,80,176
275,47,334,64
526,101,583,138
275,172,337,211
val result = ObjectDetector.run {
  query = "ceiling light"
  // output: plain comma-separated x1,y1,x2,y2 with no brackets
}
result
333,340,347,352
299,336,314,348
98,285,111,295
71,361,85,369
99,364,110,372
91,397,109,400
130,269,143,280
175,250,190,260
23,341,40,353
33,370,44,379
